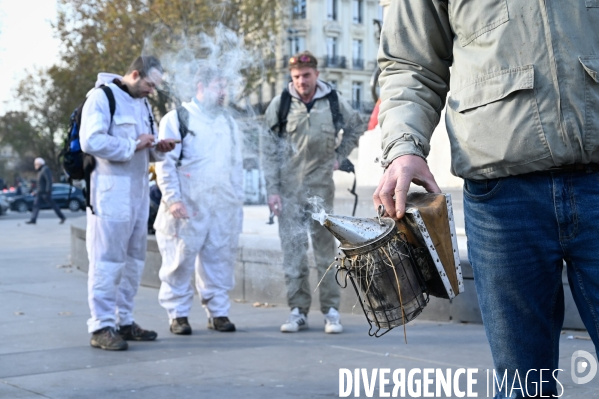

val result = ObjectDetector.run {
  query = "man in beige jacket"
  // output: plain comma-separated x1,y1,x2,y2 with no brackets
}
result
374,1,599,397
262,51,365,334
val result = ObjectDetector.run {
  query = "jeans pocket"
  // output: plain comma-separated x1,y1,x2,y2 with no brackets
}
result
463,178,502,199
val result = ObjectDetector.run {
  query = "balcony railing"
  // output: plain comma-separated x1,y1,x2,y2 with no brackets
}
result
323,55,346,69
352,58,364,70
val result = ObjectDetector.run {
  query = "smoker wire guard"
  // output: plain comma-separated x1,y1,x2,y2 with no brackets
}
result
333,206,430,338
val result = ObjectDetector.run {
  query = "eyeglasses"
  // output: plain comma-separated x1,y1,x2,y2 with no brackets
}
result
289,55,314,65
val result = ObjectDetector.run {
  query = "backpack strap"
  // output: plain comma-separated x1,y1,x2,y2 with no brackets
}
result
273,89,292,137
83,85,115,215
176,105,194,140
273,88,343,137
327,89,344,133
99,85,116,122
176,106,194,165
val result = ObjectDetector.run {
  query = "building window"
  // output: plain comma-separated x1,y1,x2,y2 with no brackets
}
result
326,0,337,21
352,40,364,70
352,81,363,109
352,0,363,24
290,36,306,54
327,37,338,58
292,0,306,19
324,38,346,68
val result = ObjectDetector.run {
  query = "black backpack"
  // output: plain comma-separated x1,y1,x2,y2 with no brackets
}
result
271,87,359,215
272,88,344,136
59,85,116,212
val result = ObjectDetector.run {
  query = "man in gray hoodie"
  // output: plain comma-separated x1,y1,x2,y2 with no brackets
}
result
262,51,366,334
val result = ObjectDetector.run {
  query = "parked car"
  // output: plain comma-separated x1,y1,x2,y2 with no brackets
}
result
8,183,86,213
0,194,8,216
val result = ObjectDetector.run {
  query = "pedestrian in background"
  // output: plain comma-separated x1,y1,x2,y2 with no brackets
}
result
26,157,65,225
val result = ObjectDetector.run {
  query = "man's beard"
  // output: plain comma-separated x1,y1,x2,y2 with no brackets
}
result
204,96,225,109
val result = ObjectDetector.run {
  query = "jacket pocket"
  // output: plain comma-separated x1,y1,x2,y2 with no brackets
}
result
447,65,550,177
448,0,509,47
579,57,599,149
111,115,137,139
321,124,336,153
94,175,131,222
285,118,299,134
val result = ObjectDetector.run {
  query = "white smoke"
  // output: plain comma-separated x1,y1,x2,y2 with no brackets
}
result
143,23,263,110
308,196,328,226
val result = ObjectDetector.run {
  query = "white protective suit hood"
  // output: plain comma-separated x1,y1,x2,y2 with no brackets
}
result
85,73,123,97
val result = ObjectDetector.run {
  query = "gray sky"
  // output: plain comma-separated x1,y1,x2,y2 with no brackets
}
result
0,0,59,114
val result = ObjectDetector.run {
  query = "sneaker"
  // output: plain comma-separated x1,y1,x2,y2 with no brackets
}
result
90,327,128,351
118,322,158,341
280,308,308,333
25,220,35,225
324,308,343,334
59,218,66,225
208,316,236,332
170,317,192,335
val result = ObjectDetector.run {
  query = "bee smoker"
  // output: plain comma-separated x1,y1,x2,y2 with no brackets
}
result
322,205,429,337
321,193,464,338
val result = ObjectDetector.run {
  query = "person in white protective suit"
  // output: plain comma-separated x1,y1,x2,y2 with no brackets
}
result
80,56,177,351
154,68,244,335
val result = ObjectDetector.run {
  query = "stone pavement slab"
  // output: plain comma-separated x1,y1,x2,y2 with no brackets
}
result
1,210,598,398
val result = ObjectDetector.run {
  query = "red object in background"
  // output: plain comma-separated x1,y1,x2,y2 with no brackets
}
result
368,99,381,131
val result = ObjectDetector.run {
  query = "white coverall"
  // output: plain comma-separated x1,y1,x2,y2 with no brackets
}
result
154,100,244,320
80,73,164,333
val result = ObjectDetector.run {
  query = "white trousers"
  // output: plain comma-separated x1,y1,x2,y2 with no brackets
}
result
86,210,147,333
156,217,239,319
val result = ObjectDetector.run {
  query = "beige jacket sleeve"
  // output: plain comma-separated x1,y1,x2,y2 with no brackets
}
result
261,96,283,196
335,95,367,163
378,0,453,167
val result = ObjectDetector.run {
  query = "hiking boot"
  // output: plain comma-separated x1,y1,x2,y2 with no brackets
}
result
324,308,343,334
208,316,236,332
118,322,157,341
280,308,308,333
90,327,128,351
170,317,192,335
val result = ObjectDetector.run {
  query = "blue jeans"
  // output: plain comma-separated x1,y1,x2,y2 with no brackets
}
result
464,171,599,398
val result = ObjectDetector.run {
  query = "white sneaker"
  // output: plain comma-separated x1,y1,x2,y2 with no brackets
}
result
324,308,343,334
280,308,308,332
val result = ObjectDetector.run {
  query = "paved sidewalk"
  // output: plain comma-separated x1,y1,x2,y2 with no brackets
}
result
1,211,598,398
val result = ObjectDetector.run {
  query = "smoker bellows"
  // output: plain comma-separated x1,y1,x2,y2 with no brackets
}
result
321,193,463,337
